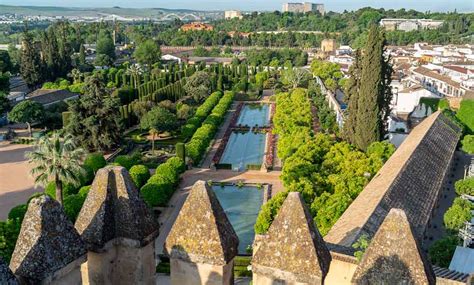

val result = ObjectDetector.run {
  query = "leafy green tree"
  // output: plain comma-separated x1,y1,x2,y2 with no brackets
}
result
66,75,124,151
0,92,10,114
254,191,289,234
461,135,474,154
184,71,211,102
455,177,474,196
0,50,12,73
457,100,474,134
8,100,44,136
177,104,193,120
140,106,178,153
96,30,115,60
20,32,43,88
26,133,85,205
444,197,474,232
429,235,460,268
133,39,161,68
281,67,310,89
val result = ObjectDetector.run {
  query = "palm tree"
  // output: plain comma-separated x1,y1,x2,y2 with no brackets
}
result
26,133,86,205
126,64,143,89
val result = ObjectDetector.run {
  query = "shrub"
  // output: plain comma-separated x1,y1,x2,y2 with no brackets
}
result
461,135,474,154
176,143,185,161
8,204,28,223
254,191,289,234
129,165,151,188
455,177,474,196
140,182,173,207
63,194,86,222
84,153,107,174
429,235,459,268
167,157,185,174
114,153,141,170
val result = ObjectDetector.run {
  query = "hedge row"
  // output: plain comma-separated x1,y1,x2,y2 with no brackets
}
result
186,91,234,164
140,157,186,207
181,91,223,139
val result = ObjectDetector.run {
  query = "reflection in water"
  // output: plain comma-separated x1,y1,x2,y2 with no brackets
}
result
220,132,266,171
212,185,263,253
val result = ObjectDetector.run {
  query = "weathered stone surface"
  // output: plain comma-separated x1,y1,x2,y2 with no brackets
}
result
75,166,159,251
9,195,86,282
351,208,436,285
0,258,18,285
165,180,239,265
252,192,331,284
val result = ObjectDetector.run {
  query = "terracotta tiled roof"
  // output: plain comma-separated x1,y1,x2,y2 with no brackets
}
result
412,66,461,88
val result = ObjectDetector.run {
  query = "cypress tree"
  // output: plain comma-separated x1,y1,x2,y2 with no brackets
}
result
20,32,43,88
347,25,392,151
343,50,361,144
79,44,86,65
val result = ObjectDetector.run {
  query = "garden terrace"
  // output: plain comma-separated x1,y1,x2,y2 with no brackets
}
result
325,111,462,248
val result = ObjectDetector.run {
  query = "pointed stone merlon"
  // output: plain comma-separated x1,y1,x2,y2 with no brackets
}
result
252,192,331,285
351,208,436,285
75,166,159,285
9,195,86,285
165,180,239,285
0,258,18,285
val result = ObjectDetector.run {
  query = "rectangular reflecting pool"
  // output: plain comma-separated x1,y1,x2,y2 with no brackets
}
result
220,131,266,171
237,104,270,127
212,185,264,254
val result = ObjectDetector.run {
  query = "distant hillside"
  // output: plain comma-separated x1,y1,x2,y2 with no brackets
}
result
0,5,222,19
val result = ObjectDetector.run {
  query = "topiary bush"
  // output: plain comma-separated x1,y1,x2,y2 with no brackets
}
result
140,182,173,207
114,153,142,170
8,204,28,223
63,194,87,222
444,197,474,232
176,143,185,162
84,153,107,174
129,165,151,189
455,177,474,196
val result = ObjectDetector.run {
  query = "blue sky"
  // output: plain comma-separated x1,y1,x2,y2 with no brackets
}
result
1,0,473,12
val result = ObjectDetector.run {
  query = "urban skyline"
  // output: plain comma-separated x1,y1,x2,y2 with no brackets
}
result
1,0,473,12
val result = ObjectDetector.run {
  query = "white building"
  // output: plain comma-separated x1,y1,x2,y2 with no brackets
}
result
380,19,444,32
282,2,325,15
224,10,243,20
392,84,440,115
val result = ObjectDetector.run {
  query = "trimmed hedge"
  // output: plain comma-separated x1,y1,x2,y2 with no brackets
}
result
186,91,234,164
114,153,142,170
8,204,27,223
129,165,151,189
140,157,186,207
181,91,223,139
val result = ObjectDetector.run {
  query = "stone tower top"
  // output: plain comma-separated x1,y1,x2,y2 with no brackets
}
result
0,257,17,285
75,166,159,251
9,195,86,282
351,208,436,284
165,180,239,265
252,192,332,284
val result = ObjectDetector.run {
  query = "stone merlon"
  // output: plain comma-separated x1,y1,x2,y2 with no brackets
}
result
165,180,239,265
352,208,436,285
9,195,86,282
75,166,159,251
0,258,18,285
252,192,332,284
